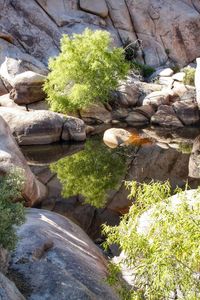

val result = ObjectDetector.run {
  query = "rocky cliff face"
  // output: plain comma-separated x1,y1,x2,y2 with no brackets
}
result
1,0,200,68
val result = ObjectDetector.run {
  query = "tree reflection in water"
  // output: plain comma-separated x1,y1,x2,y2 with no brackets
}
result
50,138,130,208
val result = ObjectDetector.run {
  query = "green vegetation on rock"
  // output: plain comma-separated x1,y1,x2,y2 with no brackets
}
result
44,29,129,113
178,143,193,154
50,138,127,208
130,61,155,78
183,67,195,86
0,168,25,250
103,181,200,299
123,38,155,77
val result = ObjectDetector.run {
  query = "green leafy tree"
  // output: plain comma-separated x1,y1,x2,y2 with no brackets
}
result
0,168,25,250
43,28,130,112
50,138,127,208
103,181,200,299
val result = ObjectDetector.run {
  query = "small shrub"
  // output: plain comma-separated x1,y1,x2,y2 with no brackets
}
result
123,38,141,61
103,181,200,299
0,168,25,250
165,48,170,55
183,67,195,86
44,28,130,113
122,39,155,78
178,143,193,154
131,61,155,78
106,262,134,300
171,64,181,73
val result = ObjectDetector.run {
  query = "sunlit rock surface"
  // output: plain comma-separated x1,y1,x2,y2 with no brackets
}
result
0,115,47,206
0,0,200,69
9,208,120,300
0,107,86,145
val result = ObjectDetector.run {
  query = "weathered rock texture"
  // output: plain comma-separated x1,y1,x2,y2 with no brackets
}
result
9,208,120,300
0,0,199,74
0,116,47,206
0,272,25,300
189,135,200,178
0,246,9,275
195,58,200,109
0,107,86,145
9,71,46,104
108,129,200,213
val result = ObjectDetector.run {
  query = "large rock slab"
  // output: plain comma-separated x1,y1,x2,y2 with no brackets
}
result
80,103,112,124
9,208,119,300
172,100,200,126
0,39,47,88
62,116,86,142
0,107,86,145
36,0,104,28
173,82,196,101
0,116,47,206
80,0,108,18
126,0,200,67
106,0,134,32
151,105,184,127
0,0,60,64
0,0,200,70
9,71,46,104
143,91,170,108
117,82,140,107
0,272,25,300
0,94,21,109
126,111,149,126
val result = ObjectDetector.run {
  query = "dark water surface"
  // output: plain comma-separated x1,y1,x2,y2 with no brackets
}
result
21,126,200,237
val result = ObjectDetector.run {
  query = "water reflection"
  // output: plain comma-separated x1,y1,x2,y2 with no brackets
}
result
20,127,200,236
21,143,84,166
106,127,200,213
50,138,133,208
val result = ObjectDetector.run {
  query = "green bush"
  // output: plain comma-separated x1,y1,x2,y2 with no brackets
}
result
0,168,25,250
103,181,200,299
44,28,130,113
122,38,155,77
131,61,155,78
178,143,193,154
183,67,195,86
123,38,141,61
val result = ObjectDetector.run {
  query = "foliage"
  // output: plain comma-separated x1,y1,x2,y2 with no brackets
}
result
123,38,141,61
50,138,127,208
171,64,181,74
103,180,200,299
165,48,170,55
122,38,155,77
178,143,193,154
43,28,130,113
131,61,155,78
183,67,195,86
106,262,134,300
0,168,25,250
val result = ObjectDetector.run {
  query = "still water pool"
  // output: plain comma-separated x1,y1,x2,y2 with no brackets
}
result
21,126,200,237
